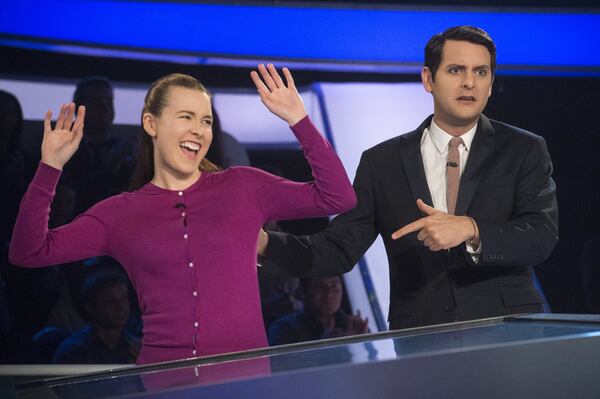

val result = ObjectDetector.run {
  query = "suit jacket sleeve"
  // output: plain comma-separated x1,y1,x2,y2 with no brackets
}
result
263,151,379,278
471,135,558,266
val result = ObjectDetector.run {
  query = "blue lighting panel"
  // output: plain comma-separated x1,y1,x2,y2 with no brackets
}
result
0,1,598,72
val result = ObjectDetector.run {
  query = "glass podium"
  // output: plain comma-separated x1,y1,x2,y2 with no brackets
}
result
11,314,600,398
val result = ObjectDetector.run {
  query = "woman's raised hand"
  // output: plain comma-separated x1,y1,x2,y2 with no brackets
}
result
41,103,85,170
250,64,307,126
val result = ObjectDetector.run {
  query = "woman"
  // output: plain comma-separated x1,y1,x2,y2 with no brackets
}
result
9,65,356,364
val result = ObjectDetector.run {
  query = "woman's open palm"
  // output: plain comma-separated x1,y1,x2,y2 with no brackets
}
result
250,64,306,126
41,103,86,170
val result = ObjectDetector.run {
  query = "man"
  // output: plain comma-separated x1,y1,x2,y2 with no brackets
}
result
259,26,558,330
268,276,368,345
53,271,140,364
62,77,136,214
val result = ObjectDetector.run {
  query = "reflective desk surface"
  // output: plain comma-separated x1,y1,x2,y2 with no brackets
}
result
14,314,600,398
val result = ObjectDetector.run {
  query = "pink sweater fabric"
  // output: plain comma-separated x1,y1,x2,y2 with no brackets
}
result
9,116,356,364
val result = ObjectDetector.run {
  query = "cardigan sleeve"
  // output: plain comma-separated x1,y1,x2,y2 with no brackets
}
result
9,162,115,267
243,116,356,221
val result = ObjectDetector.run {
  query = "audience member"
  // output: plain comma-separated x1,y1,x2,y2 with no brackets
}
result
206,107,250,168
62,76,136,214
0,90,26,249
53,271,140,364
268,276,368,345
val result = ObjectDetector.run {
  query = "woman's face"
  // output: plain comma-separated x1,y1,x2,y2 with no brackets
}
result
146,87,213,182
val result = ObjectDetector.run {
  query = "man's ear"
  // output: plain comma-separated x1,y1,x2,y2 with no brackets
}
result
142,113,157,137
421,67,434,93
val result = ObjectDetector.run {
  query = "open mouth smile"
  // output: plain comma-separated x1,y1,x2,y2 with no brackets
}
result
179,141,201,160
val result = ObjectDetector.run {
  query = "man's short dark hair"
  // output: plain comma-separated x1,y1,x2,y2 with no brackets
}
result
424,26,496,81
73,76,113,106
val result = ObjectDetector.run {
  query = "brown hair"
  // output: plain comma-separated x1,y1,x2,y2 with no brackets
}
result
129,73,220,191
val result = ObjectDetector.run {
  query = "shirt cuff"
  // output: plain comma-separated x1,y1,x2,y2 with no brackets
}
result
465,240,482,264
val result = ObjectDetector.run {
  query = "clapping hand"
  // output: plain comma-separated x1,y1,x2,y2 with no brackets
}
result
41,103,86,170
326,311,369,338
250,64,307,126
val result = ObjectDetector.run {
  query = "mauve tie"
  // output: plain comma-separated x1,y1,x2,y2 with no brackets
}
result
446,136,464,215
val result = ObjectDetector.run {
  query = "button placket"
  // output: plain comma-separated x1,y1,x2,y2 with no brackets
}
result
177,191,200,356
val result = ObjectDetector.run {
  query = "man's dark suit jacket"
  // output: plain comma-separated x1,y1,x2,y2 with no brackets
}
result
265,114,558,330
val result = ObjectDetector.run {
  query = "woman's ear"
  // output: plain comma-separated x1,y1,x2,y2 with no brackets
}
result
142,113,157,137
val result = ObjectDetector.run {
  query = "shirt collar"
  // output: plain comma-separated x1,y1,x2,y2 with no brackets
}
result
424,119,478,155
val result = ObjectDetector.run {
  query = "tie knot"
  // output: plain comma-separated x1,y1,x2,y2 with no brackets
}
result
449,137,464,149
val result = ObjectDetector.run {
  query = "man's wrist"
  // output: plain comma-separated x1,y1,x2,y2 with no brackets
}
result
466,216,480,248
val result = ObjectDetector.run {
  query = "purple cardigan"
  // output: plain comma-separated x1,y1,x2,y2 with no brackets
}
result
9,116,356,364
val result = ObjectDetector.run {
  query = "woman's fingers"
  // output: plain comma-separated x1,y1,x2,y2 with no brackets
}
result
71,105,86,132
267,63,285,88
258,64,278,92
63,103,76,131
250,71,269,95
71,106,86,143
282,67,295,89
43,110,52,134
55,104,67,131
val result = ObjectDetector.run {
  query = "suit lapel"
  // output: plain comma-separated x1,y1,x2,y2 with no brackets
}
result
399,116,434,206
455,114,497,215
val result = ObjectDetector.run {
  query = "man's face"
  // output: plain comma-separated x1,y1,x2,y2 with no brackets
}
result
422,40,493,133
306,277,343,317
79,84,114,139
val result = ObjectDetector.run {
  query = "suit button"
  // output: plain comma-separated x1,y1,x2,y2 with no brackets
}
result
444,304,454,312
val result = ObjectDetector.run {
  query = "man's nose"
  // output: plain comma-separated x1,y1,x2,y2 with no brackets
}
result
462,71,475,89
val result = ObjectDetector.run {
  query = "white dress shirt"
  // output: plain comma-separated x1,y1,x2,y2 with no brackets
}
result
420,119,481,257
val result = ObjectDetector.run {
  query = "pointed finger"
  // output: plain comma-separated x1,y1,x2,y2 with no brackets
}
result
391,218,426,240
267,63,285,88
282,67,296,89
43,110,52,133
55,104,67,131
258,64,277,92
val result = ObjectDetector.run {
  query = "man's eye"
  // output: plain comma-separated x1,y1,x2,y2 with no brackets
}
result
449,67,460,74
477,69,487,76
202,120,212,126
180,115,191,120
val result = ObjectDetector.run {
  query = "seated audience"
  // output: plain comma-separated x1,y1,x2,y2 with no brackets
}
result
268,276,368,345
53,271,140,364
